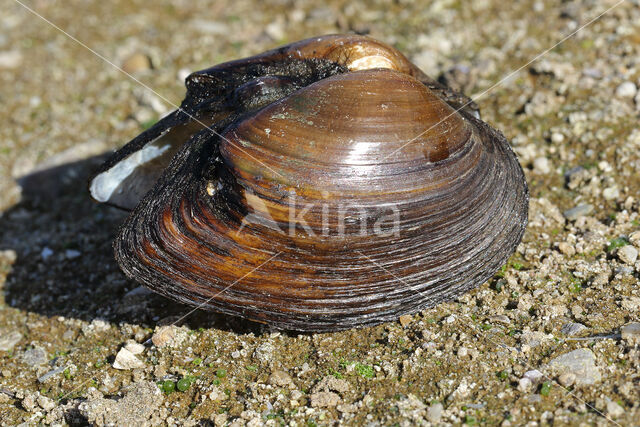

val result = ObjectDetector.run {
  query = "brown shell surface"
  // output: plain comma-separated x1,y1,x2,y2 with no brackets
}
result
100,35,528,331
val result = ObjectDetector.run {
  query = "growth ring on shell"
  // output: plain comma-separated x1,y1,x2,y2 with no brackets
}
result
90,34,528,331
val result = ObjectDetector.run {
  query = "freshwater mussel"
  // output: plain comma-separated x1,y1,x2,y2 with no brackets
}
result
90,34,528,331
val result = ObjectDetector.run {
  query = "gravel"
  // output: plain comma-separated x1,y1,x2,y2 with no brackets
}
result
20,347,48,367
560,322,588,337
78,381,164,426
113,347,145,370
615,81,637,98
546,348,601,386
0,330,22,352
617,244,638,265
621,322,640,343
562,203,594,220
2,0,640,425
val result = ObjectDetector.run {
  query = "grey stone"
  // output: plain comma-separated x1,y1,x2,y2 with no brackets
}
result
0,330,22,351
313,375,351,394
560,322,588,337
426,402,443,423
523,370,544,384
310,391,340,407
78,381,163,426
606,398,625,417
547,348,601,385
21,347,48,367
563,204,593,220
617,245,638,265
38,366,67,383
621,322,640,343
268,370,294,387
564,166,589,190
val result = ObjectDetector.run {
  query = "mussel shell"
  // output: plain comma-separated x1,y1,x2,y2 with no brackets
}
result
92,35,528,331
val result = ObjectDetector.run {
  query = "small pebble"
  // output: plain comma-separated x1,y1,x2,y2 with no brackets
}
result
547,348,600,385
0,330,22,352
0,50,23,69
398,314,412,327
560,322,587,337
37,394,55,411
310,391,341,408
557,242,575,257
268,370,294,388
65,249,81,259
457,347,468,358
124,341,145,355
38,366,67,383
564,166,588,190
615,81,637,98
122,53,151,74
617,245,638,265
628,231,640,246
40,247,54,260
208,386,226,401
489,314,510,325
558,372,575,387
563,204,593,220
21,394,37,412
533,157,551,174
598,160,613,173
151,326,176,348
606,399,625,418
426,402,443,423
551,132,565,143
113,348,145,370
582,68,602,79
21,347,48,367
517,377,532,392
524,370,543,383
177,68,192,82
602,186,619,200
620,322,640,343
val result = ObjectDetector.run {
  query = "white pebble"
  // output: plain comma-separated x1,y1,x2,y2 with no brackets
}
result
177,68,192,82
621,322,640,343
426,402,443,423
0,50,23,69
606,399,625,418
113,348,145,370
558,372,575,387
533,157,551,174
598,161,613,172
551,132,564,143
629,231,640,246
517,377,532,392
124,341,145,355
618,245,638,265
602,186,619,200
524,369,543,383
615,81,637,98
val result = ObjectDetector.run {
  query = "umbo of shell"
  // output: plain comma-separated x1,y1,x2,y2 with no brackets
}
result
90,34,528,331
